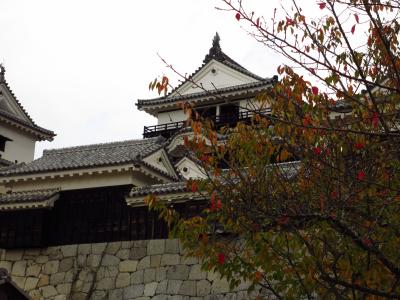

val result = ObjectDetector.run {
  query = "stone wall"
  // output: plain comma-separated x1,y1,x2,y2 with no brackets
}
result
0,240,258,300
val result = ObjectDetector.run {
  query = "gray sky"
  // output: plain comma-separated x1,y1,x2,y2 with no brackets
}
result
0,0,315,157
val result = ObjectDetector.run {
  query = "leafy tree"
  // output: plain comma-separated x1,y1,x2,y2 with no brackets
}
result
149,0,400,298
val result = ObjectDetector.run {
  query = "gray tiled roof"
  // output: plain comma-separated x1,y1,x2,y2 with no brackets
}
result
130,181,186,197
0,67,55,140
1,137,165,176
137,79,275,109
0,188,59,205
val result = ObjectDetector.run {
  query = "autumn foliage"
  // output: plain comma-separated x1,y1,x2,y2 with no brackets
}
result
149,0,400,298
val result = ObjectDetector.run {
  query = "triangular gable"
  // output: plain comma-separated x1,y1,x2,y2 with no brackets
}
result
171,59,259,97
142,148,178,179
175,156,207,179
0,83,34,125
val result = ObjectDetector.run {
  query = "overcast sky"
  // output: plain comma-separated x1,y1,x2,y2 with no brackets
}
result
0,0,316,157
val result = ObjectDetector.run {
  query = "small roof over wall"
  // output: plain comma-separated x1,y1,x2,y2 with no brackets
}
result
0,65,55,141
0,268,31,299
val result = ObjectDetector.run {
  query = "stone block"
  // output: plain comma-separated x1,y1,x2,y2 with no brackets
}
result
92,243,107,254
96,277,115,290
179,280,197,296
55,295,67,300
153,296,168,300
24,277,39,292
61,244,78,257
11,260,26,276
26,263,41,277
134,240,148,248
147,240,165,255
12,276,26,289
167,265,189,280
78,244,91,255
207,270,219,282
151,255,162,267
77,254,87,266
156,267,167,281
29,289,41,300
43,260,59,274
5,250,23,261
135,297,151,300
91,290,107,300
116,273,130,288
131,270,144,284
40,285,58,298
116,249,130,260
121,241,133,248
50,272,65,285
161,254,180,266
0,261,12,273
109,288,123,299
189,264,206,280
144,268,156,283
211,277,230,294
144,281,158,296
57,283,72,294
156,280,167,294
137,256,150,270
197,279,211,296
65,269,75,283
165,239,180,254
71,292,87,300
130,247,146,260
87,254,102,267
167,279,183,294
37,274,50,287
60,257,74,272
124,284,145,298
119,260,138,272
106,242,121,254
181,256,198,265
101,254,120,266
35,255,49,264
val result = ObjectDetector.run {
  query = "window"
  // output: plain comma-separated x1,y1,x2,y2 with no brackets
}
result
0,135,12,152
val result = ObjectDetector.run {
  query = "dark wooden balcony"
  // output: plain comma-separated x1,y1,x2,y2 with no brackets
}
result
143,109,271,138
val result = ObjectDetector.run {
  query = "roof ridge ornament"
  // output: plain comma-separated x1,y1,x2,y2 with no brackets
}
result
203,32,224,64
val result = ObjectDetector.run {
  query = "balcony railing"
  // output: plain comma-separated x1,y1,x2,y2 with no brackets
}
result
143,108,271,138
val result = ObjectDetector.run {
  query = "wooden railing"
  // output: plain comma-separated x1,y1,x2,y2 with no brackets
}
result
143,108,271,138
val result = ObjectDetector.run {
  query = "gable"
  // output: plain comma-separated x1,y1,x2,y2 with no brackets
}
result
142,148,178,179
175,156,207,179
171,60,259,96
0,84,34,125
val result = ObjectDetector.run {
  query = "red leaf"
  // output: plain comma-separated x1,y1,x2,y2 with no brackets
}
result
362,237,373,247
256,17,260,27
216,199,222,210
286,17,294,26
313,146,322,155
354,14,359,23
218,252,225,264
277,216,290,225
372,112,379,128
357,170,366,181
330,191,338,199
312,86,319,95
235,12,241,21
191,182,198,193
319,2,326,9
210,192,216,211
351,24,356,34
354,142,365,150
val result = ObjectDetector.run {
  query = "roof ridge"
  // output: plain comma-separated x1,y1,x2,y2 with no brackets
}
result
43,137,163,155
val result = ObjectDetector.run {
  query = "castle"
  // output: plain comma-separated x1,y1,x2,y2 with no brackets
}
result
0,34,275,300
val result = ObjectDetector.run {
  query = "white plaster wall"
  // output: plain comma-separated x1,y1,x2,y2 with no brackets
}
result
0,123,36,163
157,110,187,125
